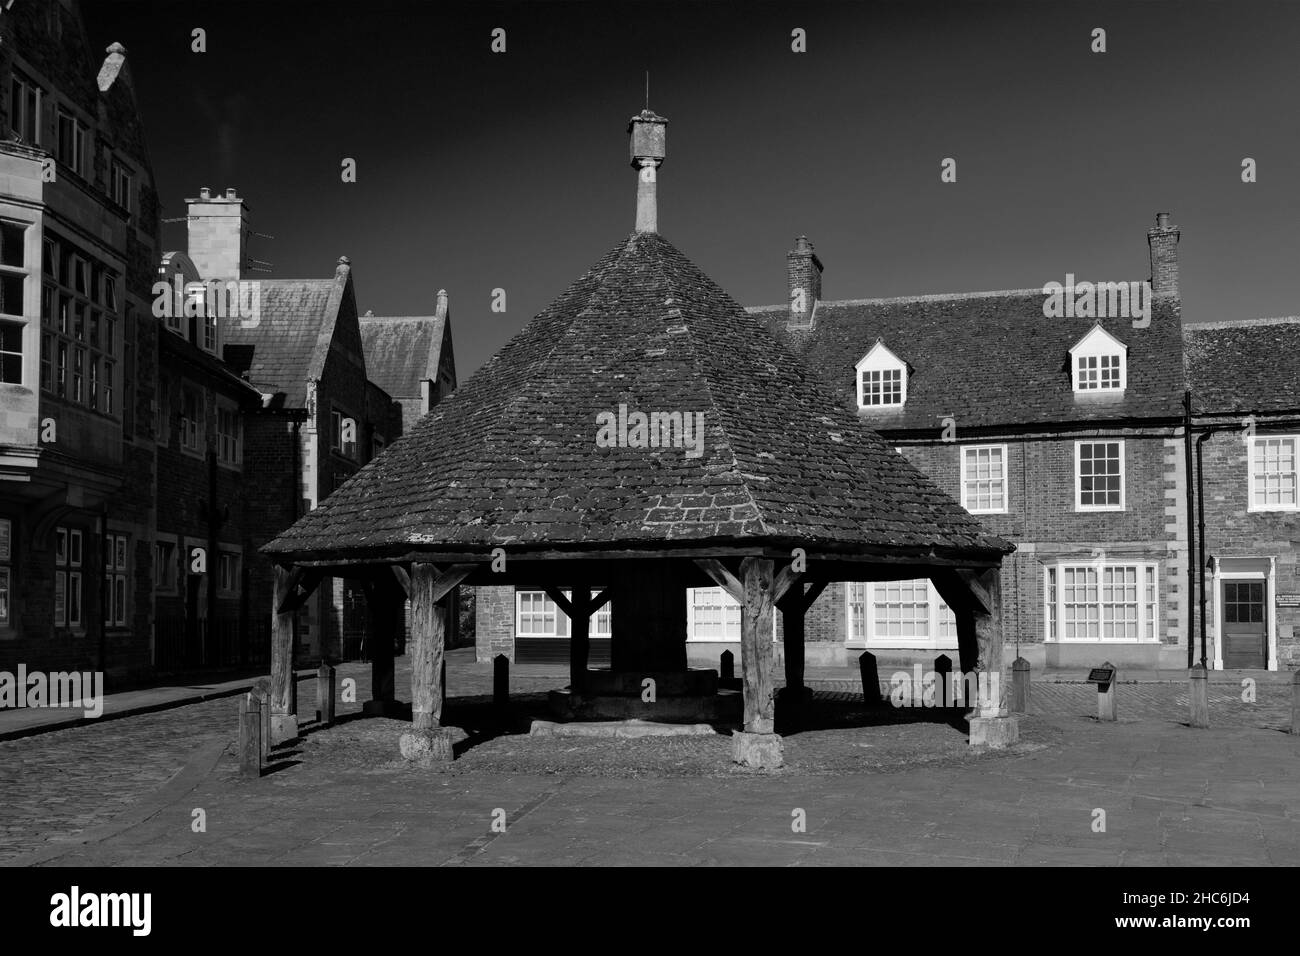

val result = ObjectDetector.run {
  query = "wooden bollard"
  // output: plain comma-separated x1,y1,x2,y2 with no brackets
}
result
238,694,262,778
1098,673,1116,721
1011,657,1031,714
316,662,336,726
934,654,953,707
493,654,509,708
250,678,271,758
1291,671,1300,735
1189,664,1209,729
859,651,882,708
720,650,734,682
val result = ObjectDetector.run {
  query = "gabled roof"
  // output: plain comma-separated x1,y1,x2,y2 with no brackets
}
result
265,232,1011,561
750,289,1185,431
359,309,449,401
221,270,351,407
855,339,904,370
1070,322,1128,355
1184,317,1300,415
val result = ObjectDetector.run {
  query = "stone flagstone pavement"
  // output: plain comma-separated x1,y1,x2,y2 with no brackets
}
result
2,653,1299,866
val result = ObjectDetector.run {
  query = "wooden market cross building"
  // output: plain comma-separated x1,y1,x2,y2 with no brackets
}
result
261,108,1018,768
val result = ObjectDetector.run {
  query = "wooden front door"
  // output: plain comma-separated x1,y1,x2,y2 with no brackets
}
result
1222,580,1267,669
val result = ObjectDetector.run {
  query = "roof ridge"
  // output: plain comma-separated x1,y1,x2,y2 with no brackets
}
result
746,288,1050,313
1183,316,1300,330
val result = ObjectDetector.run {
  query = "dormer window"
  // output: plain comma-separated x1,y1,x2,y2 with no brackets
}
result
855,340,907,409
1070,324,1127,393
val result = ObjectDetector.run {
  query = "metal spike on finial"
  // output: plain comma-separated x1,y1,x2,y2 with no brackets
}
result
645,71,649,111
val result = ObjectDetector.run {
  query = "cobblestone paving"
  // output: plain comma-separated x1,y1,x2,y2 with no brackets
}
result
1,662,1296,865
0,661,560,864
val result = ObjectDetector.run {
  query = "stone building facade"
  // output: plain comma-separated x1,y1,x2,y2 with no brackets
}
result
0,1,160,680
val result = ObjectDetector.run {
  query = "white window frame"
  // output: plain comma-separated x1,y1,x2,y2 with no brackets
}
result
218,549,242,595
960,444,1009,514
685,586,779,642
55,106,87,178
10,73,42,145
1074,439,1125,512
216,401,241,467
1070,324,1128,393
153,534,178,593
1247,435,1300,513
854,340,907,409
1043,560,1160,643
103,531,128,628
844,579,958,650
55,526,83,629
515,589,611,638
180,384,203,453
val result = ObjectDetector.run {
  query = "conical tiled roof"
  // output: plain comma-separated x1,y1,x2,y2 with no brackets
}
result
264,233,1011,561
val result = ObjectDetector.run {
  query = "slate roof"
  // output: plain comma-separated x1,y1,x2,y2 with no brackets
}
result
359,312,448,401
265,233,1011,562
749,290,1186,432
1184,317,1300,415
222,278,341,406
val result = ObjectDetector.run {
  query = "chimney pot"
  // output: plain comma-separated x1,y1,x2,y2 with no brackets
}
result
226,187,237,200
1156,212,1170,229
199,186,211,200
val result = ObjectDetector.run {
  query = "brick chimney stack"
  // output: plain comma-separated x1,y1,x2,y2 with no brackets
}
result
628,109,667,234
1147,212,1180,296
787,236,823,328
186,186,248,280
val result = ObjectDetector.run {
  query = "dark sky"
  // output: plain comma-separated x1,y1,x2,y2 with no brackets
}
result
85,0,1300,380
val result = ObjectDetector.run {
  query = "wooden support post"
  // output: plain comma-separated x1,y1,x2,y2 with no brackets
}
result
739,557,775,733
1011,657,1030,714
409,562,445,731
494,654,510,709
1291,670,1300,735
732,557,782,769
238,694,261,778
1189,664,1209,728
720,649,734,681
569,586,591,695
270,564,299,744
316,662,336,726
400,561,453,763
971,568,1006,719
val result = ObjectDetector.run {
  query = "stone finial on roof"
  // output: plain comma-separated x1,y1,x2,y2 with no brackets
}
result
628,108,667,234
98,42,127,92
436,289,449,316
336,255,351,278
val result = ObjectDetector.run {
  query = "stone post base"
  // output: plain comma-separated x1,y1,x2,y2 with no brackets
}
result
399,727,455,766
731,731,784,769
968,715,1019,749
270,714,298,746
